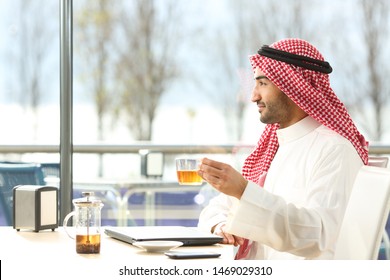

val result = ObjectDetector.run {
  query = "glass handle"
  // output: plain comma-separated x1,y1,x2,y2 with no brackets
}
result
63,211,75,239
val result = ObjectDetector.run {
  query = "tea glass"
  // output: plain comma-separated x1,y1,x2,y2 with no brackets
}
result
175,158,203,185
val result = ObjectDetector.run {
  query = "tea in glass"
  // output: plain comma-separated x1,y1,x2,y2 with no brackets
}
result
76,234,101,254
176,158,203,185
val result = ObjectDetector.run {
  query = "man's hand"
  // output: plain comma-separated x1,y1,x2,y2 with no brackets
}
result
198,157,248,199
213,223,244,246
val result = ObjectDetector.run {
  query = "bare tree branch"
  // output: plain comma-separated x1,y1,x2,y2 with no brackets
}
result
114,0,183,140
5,0,57,140
75,0,118,141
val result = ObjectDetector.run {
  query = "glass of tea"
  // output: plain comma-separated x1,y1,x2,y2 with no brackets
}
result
176,158,203,185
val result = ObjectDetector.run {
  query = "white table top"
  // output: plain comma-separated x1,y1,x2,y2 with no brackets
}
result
0,226,234,279
2,227,389,280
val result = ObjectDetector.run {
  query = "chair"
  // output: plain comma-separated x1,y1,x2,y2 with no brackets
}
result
368,156,390,259
368,156,389,168
0,163,45,226
334,165,390,259
40,163,60,179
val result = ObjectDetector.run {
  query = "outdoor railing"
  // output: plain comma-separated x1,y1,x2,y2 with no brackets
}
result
0,143,389,155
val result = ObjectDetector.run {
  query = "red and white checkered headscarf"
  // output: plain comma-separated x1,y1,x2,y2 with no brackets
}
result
236,38,369,260
242,38,368,185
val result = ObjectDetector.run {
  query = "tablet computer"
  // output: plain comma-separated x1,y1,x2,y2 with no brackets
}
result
104,226,222,246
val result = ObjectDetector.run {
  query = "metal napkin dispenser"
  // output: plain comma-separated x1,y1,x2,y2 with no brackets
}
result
13,185,58,232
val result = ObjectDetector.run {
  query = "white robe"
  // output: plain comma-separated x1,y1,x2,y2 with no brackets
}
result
198,116,363,259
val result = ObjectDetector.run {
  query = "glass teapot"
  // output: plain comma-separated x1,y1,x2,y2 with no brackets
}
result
63,192,104,254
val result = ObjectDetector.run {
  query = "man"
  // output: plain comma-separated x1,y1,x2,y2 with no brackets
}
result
197,38,368,260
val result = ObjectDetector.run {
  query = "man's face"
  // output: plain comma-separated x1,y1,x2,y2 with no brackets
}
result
251,67,304,128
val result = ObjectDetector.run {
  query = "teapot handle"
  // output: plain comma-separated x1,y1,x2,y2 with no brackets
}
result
63,211,76,239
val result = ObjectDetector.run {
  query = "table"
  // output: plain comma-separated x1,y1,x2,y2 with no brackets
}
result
0,226,234,279
2,227,389,280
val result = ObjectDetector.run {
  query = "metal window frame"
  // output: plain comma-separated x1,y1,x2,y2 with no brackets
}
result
59,0,73,221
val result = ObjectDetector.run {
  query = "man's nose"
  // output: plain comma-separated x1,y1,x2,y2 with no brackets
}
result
251,87,260,103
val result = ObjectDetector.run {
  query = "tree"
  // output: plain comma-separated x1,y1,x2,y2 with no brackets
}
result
75,0,117,142
5,0,57,141
332,0,390,141
74,0,118,177
114,0,183,141
355,0,389,141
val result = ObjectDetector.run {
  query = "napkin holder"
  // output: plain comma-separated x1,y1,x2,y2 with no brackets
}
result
13,185,58,232
140,150,164,178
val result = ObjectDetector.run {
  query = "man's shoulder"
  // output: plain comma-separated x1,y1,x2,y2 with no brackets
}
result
310,125,362,166
314,125,354,146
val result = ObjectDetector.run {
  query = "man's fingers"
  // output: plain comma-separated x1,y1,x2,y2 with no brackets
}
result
214,224,243,246
234,236,245,246
221,231,236,244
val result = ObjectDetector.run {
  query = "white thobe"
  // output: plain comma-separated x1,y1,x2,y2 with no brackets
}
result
198,116,363,259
